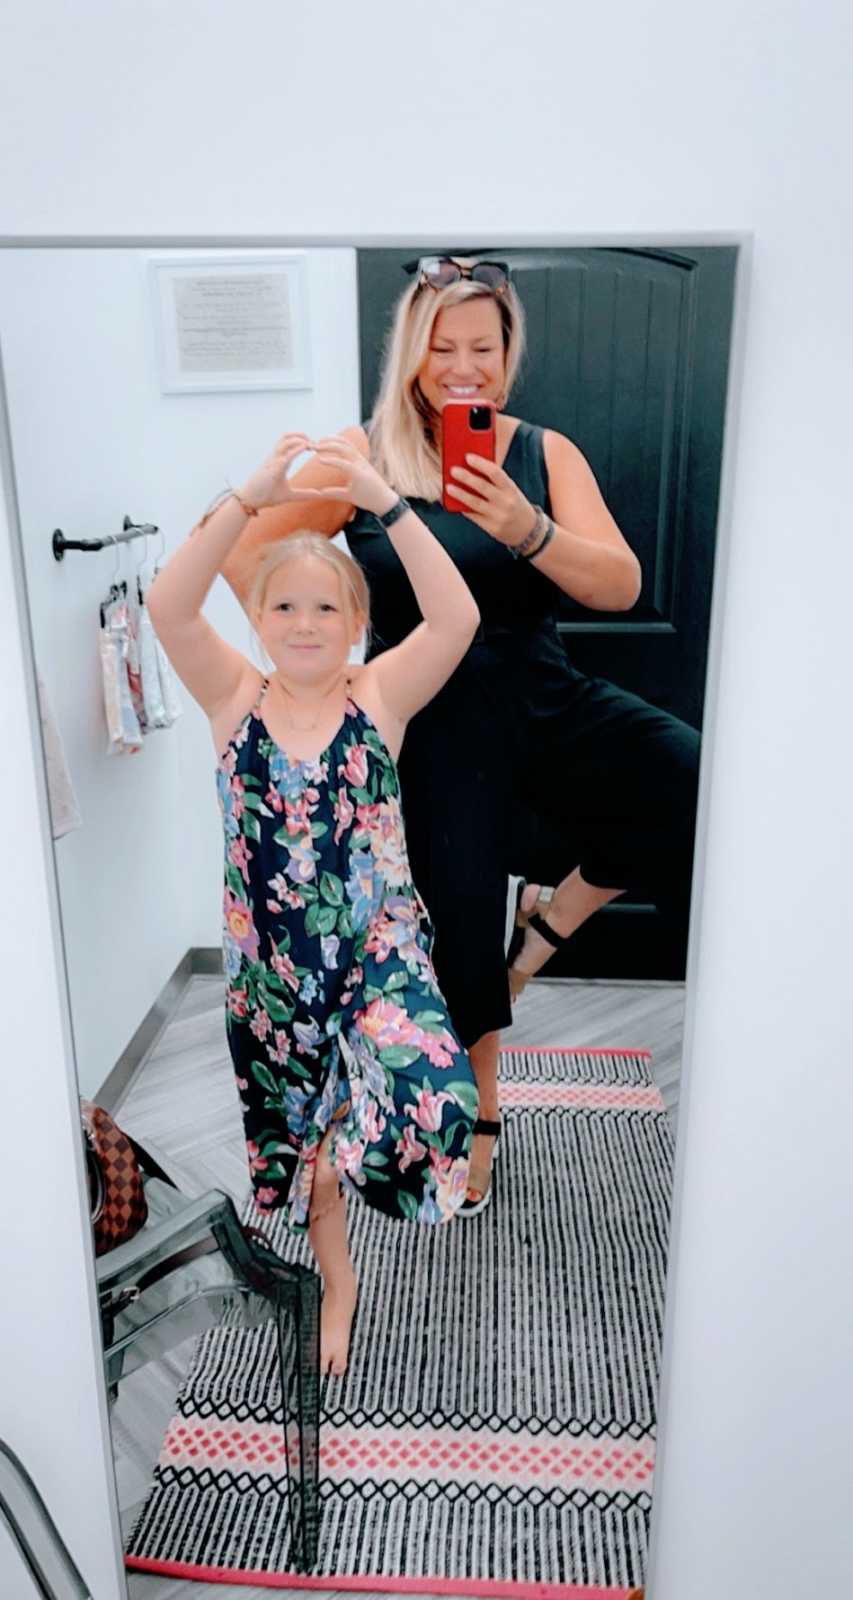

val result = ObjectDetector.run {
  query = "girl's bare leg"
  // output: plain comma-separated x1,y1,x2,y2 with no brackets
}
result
511,869,625,989
309,1134,358,1377
466,1029,501,1206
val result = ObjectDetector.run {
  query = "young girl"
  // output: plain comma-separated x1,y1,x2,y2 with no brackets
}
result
147,432,481,1377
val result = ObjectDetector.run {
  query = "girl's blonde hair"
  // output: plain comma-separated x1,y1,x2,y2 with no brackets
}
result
368,269,526,501
249,533,370,637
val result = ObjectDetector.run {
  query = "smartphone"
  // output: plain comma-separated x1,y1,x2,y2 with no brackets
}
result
441,400,496,512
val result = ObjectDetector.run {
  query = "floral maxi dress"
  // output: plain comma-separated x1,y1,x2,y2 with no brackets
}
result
216,681,477,1233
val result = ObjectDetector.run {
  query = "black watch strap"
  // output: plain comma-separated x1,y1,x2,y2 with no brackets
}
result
375,496,411,529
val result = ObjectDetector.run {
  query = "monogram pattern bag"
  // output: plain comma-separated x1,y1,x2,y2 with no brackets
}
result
80,1099,148,1256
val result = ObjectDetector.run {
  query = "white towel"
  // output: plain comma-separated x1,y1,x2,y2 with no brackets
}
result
36,673,83,838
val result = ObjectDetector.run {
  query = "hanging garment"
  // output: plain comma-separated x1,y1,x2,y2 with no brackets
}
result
153,629,181,727
138,567,181,730
36,672,83,838
125,583,148,733
137,601,170,729
100,594,143,755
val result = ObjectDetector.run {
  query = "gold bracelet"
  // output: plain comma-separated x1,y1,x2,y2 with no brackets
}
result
228,483,261,520
196,487,260,531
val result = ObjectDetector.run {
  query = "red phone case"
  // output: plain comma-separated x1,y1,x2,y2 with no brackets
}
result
441,401,497,512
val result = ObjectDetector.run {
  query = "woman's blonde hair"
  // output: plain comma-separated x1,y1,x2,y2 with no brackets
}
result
249,533,370,637
368,268,526,501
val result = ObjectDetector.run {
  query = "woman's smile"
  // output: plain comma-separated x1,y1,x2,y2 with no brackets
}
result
416,298,506,418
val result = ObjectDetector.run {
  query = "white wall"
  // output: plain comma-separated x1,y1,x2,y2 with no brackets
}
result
0,455,127,1594
0,246,359,1095
1,3,852,1598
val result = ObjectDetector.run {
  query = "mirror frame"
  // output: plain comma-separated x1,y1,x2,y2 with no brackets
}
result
0,228,753,1600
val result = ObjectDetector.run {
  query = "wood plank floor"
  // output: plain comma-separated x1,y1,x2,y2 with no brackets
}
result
110,973,684,1600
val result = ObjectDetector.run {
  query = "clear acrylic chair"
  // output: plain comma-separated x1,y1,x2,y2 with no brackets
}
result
96,1177,320,1572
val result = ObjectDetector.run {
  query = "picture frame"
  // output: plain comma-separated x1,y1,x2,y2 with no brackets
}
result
148,250,313,394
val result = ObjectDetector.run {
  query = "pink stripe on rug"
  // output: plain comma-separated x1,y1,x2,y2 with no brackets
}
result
159,1415,300,1473
158,1417,655,1495
124,1555,636,1597
323,1424,655,1493
499,1083,663,1110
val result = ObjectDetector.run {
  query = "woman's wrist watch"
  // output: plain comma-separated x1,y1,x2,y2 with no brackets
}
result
374,496,412,529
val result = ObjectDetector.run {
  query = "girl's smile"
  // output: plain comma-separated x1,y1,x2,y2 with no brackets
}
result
255,555,364,679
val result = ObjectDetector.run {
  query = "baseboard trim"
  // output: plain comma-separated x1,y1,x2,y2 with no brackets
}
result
98,947,223,1112
191,947,224,976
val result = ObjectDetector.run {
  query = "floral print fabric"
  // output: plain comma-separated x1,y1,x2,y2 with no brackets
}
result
216,683,476,1233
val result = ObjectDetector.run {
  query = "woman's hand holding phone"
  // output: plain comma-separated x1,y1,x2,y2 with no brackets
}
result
447,456,538,548
441,401,496,513
443,406,538,548
441,425,534,556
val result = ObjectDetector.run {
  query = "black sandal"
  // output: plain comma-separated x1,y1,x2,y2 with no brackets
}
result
505,875,555,965
508,910,571,1002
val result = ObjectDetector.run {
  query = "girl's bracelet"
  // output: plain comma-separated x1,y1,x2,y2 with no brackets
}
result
196,486,261,531
523,515,556,561
509,505,546,559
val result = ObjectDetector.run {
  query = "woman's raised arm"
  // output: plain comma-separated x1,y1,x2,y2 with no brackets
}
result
308,435,480,728
221,426,364,606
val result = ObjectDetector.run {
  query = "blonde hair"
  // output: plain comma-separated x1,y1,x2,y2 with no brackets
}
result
368,269,526,501
249,533,370,637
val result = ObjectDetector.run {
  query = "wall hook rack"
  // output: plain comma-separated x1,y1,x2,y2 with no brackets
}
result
52,516,159,562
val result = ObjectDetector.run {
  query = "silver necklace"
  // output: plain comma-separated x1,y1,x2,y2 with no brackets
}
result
272,671,347,733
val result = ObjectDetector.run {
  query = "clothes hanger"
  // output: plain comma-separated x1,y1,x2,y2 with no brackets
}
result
99,535,126,627
134,529,151,603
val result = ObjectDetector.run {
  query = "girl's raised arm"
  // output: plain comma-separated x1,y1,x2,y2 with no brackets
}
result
147,433,334,717
309,436,480,727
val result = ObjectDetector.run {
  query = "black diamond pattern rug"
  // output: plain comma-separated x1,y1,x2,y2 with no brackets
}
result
125,1048,672,1595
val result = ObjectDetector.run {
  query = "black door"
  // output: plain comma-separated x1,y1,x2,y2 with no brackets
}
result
356,246,737,978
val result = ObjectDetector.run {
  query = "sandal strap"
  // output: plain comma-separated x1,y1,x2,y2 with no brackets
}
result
472,1117,502,1137
528,911,570,950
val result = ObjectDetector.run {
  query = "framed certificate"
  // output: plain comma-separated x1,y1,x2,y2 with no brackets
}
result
149,251,312,393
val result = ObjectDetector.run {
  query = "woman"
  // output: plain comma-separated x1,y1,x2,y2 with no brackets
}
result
223,256,699,1215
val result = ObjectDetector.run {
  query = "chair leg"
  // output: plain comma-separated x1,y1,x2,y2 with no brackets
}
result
274,1273,320,1572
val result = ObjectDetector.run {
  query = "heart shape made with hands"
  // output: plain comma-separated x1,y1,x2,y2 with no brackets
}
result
243,430,391,523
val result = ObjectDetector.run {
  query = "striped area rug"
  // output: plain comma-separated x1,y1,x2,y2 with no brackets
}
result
125,1047,672,1596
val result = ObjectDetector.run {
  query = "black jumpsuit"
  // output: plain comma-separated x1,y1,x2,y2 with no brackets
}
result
347,422,699,1049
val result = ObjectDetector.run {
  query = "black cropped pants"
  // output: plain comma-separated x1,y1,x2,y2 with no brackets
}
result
397,628,700,1050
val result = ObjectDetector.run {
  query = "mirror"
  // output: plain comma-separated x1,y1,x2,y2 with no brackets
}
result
0,239,737,1595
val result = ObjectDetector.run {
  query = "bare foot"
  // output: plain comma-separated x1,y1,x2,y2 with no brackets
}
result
320,1266,358,1377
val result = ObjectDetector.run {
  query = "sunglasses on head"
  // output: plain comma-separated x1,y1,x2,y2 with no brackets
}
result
403,256,511,295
